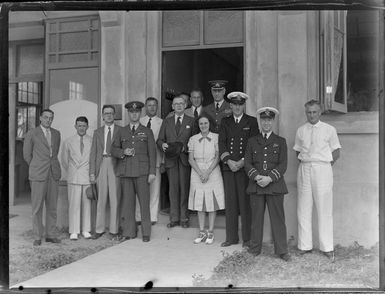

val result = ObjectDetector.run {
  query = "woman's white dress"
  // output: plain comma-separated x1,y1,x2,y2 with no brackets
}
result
187,132,225,212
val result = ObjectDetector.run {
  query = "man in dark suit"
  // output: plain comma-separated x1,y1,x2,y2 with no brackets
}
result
157,95,194,228
218,92,259,248
23,109,62,246
202,80,232,133
244,107,290,261
89,105,122,240
111,101,156,242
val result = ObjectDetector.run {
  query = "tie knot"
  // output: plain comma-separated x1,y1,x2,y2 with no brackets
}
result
108,126,111,131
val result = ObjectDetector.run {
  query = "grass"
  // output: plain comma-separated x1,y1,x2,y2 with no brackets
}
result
9,227,119,286
193,241,379,288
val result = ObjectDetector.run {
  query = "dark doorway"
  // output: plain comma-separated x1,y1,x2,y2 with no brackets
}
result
160,47,244,211
161,47,244,118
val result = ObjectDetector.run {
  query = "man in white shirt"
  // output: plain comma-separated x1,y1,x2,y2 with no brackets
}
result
89,105,122,240
185,89,204,119
61,116,93,240
293,99,341,261
135,97,163,224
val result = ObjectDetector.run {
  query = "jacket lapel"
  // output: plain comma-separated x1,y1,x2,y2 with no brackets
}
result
38,127,50,150
169,116,177,138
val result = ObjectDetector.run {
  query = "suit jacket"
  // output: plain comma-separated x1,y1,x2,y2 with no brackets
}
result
140,115,163,168
111,124,156,177
157,114,194,168
218,114,259,172
202,101,232,133
244,132,288,195
61,134,92,185
184,106,202,119
23,126,61,181
89,124,121,178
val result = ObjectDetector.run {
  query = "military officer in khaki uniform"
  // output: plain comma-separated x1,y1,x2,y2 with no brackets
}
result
202,80,232,133
244,107,290,261
218,92,259,247
111,101,156,242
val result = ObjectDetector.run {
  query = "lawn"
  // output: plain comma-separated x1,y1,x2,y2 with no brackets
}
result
193,242,379,288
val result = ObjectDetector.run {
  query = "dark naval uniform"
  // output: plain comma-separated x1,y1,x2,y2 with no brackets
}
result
111,117,156,240
202,101,232,133
244,132,289,256
219,114,259,245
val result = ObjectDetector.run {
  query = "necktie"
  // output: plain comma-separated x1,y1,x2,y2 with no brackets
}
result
235,118,239,124
106,126,112,155
147,117,152,129
132,125,135,133
80,136,84,155
194,108,198,118
263,133,267,141
216,103,220,111
176,116,181,135
45,128,52,157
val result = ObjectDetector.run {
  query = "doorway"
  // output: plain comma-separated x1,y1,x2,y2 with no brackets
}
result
160,47,244,211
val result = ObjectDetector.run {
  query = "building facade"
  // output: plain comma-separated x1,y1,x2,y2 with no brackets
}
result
9,10,382,248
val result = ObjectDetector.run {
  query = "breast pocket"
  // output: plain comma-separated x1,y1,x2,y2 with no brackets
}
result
270,146,280,162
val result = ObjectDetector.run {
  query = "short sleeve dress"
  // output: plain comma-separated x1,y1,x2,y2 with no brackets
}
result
187,132,225,212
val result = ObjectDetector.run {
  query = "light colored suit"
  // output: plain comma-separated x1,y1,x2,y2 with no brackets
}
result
23,125,61,240
89,124,121,234
135,115,163,222
62,134,92,235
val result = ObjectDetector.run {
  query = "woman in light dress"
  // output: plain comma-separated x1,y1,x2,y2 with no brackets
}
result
188,113,225,244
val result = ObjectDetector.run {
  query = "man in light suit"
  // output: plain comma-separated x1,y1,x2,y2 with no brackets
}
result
157,95,195,228
23,109,61,246
89,105,122,240
185,89,204,119
202,80,232,133
61,116,93,240
136,97,163,224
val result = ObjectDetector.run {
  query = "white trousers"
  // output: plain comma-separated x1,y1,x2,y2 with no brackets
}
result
68,184,91,234
297,162,334,252
135,167,161,222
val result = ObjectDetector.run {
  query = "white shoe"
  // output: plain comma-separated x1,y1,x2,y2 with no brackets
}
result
70,233,78,240
193,231,207,244
206,231,214,245
82,232,91,239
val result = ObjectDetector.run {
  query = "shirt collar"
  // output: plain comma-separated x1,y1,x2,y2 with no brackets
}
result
215,100,224,108
175,113,184,122
307,120,321,128
105,123,114,130
193,105,202,112
41,125,50,133
233,113,243,122
262,131,272,139
130,122,140,128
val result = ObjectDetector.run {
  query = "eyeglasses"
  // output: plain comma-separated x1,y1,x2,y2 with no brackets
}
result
103,112,114,115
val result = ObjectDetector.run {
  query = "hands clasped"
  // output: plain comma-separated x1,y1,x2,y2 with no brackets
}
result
227,159,244,172
254,174,272,188
124,147,135,156
199,169,211,183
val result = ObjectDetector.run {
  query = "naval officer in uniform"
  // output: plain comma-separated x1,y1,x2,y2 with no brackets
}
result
202,80,232,133
218,91,259,247
244,107,290,261
111,101,157,242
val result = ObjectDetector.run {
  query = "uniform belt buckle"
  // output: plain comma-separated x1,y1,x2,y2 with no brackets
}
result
263,163,267,170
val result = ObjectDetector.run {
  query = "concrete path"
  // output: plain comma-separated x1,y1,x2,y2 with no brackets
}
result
11,212,244,289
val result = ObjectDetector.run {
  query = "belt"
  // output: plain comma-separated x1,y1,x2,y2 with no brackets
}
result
102,154,111,158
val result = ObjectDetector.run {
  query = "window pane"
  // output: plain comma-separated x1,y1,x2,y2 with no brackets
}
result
59,53,89,63
27,107,37,131
16,108,27,139
91,31,99,50
17,44,44,75
49,34,57,52
49,22,57,33
204,11,244,44
49,67,99,105
59,32,89,52
60,19,89,31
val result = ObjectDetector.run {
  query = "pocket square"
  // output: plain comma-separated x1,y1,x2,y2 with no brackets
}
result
186,125,191,129
243,127,250,130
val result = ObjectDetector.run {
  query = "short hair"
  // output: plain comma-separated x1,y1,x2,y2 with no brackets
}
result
190,89,204,101
145,97,158,104
102,104,115,114
304,99,321,108
195,112,216,133
41,109,54,116
179,92,190,98
75,116,89,125
172,95,186,103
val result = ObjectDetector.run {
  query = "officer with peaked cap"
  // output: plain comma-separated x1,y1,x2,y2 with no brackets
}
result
218,91,259,248
244,106,290,261
202,80,232,133
111,101,157,242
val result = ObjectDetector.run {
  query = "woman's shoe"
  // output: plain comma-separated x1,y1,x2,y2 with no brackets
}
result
193,230,207,244
205,231,214,245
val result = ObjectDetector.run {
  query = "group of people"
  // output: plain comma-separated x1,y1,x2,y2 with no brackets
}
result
23,79,341,262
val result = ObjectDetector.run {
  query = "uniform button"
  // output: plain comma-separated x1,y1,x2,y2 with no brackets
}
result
132,136,135,138
230,151,233,154
264,154,267,157
240,138,243,140
240,142,243,145
264,161,266,163
231,142,233,145
264,147,267,150
240,152,242,154
230,147,233,149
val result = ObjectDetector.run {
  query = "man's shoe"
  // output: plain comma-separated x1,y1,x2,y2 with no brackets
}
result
151,221,157,226
247,249,261,256
323,251,335,261
242,241,251,248
46,237,61,243
181,221,190,228
280,253,291,262
91,232,105,240
298,249,312,255
123,236,136,240
167,221,180,228
220,241,238,247
82,232,91,239
70,233,78,240
33,239,41,246
142,236,150,242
